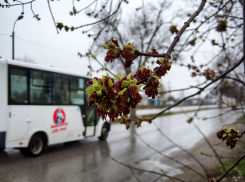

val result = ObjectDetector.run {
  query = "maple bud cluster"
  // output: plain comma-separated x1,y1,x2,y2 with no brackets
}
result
154,59,171,77
133,66,151,80
121,43,139,68
216,20,227,32
133,66,163,99
217,127,243,149
143,76,162,99
87,40,173,125
87,73,143,123
103,40,139,68
103,40,121,63
203,68,215,80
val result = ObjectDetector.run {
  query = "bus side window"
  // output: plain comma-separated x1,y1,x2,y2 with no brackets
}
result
53,74,69,104
30,70,52,104
85,79,90,103
70,77,84,105
70,77,84,90
10,68,28,104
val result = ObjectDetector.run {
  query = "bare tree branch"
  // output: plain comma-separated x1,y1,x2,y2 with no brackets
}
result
47,0,59,34
225,76,245,86
193,122,226,172
77,0,98,14
128,163,141,182
74,0,124,30
136,132,209,180
214,154,245,182
153,122,209,177
105,151,188,182
150,56,244,120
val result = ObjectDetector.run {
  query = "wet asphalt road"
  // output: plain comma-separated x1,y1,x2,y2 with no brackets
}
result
0,108,242,182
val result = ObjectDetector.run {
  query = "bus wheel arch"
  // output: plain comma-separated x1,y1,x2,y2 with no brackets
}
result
21,131,48,157
31,131,48,147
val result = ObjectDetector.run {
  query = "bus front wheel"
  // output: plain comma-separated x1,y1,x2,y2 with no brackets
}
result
20,134,44,157
98,126,109,140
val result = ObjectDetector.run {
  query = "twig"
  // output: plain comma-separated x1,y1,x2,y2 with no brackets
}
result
224,76,245,86
15,0,24,12
90,54,117,77
135,51,167,58
215,154,245,182
200,108,242,120
74,0,124,30
47,0,59,34
150,56,244,120
193,122,226,172
77,0,97,14
137,0,207,85
30,2,36,16
176,0,232,59
136,132,208,180
151,175,162,182
159,80,208,94
193,80,224,117
200,152,239,159
92,0,98,13
128,163,141,182
105,151,188,182
153,122,209,177
166,0,206,57
161,169,176,182
7,0,35,7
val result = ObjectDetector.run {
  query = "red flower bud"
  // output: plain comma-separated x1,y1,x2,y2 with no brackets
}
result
121,43,139,68
143,77,160,99
154,59,171,77
87,80,93,85
216,128,243,149
103,39,121,63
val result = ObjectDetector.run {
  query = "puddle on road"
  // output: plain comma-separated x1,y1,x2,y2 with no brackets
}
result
158,146,179,156
134,160,183,181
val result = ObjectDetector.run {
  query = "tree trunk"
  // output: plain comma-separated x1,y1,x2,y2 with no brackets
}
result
130,108,136,121
218,92,223,108
130,108,136,140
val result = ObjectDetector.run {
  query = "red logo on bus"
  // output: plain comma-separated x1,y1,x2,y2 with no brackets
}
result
51,108,68,131
53,108,66,124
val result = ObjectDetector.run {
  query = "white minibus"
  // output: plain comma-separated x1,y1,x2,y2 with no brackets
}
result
0,58,110,157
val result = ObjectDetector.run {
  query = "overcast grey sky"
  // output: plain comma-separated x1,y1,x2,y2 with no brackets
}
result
0,0,215,99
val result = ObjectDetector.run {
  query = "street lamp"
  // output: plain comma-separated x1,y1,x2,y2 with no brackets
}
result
12,15,24,60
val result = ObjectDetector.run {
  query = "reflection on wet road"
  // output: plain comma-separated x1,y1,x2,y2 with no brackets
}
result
0,108,242,182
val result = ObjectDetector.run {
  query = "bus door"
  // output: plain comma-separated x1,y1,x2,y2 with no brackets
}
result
8,67,29,141
8,106,29,141
81,105,98,137
70,76,98,137
82,78,100,137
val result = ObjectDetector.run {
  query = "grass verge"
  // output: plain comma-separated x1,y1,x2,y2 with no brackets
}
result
212,158,245,180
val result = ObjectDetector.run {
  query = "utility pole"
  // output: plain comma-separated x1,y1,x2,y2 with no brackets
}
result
12,15,24,60
12,31,15,60
168,78,170,105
